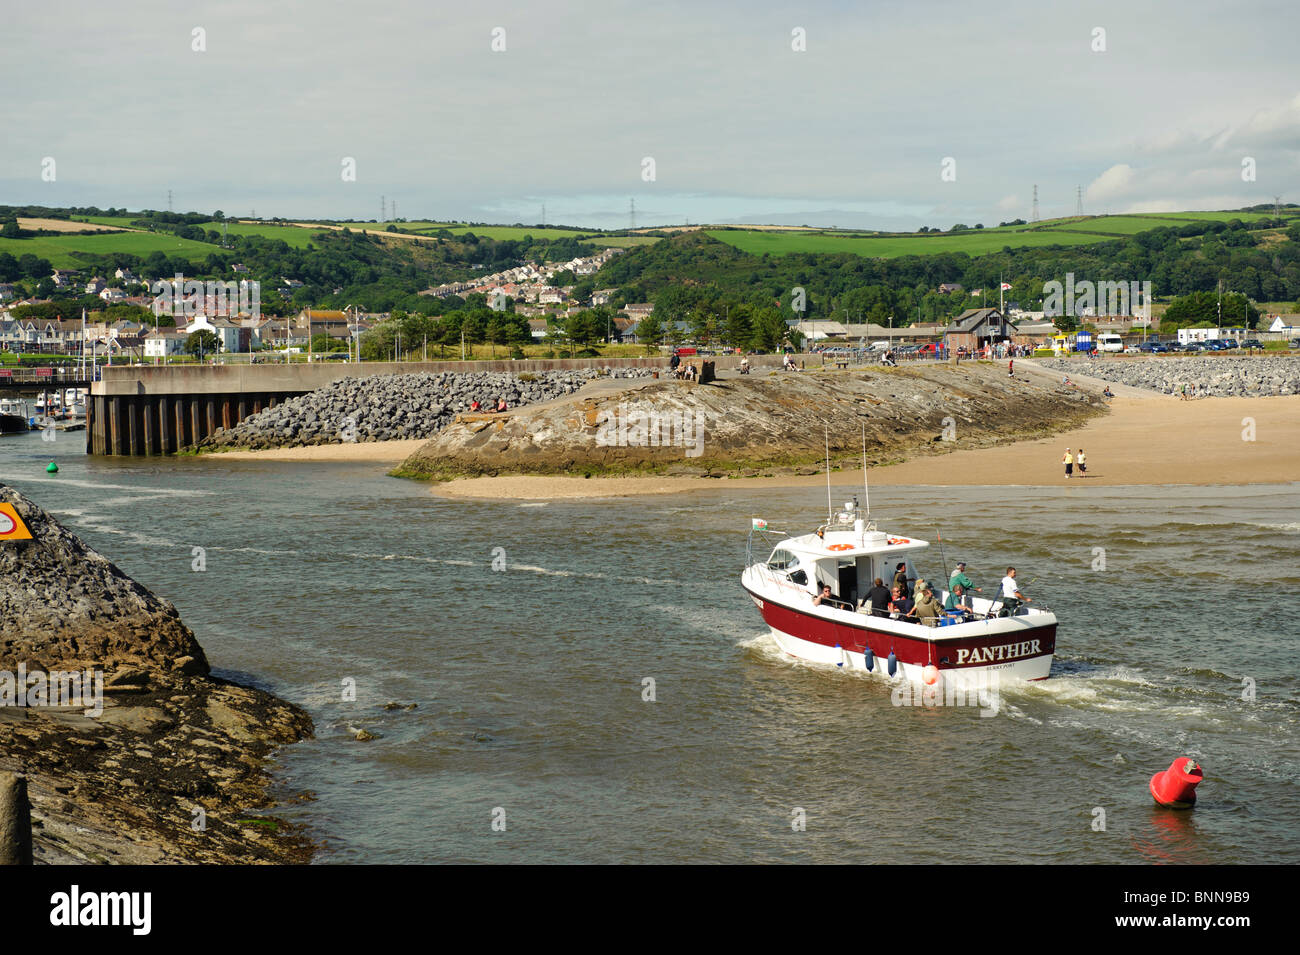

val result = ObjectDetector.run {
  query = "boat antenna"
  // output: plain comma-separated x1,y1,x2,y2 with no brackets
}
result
824,425,833,524
861,422,870,517
936,527,950,588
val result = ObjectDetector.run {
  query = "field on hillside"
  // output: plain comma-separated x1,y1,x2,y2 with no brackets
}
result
1140,210,1280,222
706,228,1113,258
196,221,326,247
0,231,217,267
1041,216,1186,234
74,215,143,228
706,209,1298,257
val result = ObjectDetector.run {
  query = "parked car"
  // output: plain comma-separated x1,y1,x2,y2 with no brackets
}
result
1291,338,1300,349
1240,339,1263,350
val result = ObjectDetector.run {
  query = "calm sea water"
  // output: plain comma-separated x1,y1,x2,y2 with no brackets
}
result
2,429,1298,864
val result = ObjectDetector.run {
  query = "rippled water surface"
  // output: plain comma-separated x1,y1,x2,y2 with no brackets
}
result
3,429,1298,863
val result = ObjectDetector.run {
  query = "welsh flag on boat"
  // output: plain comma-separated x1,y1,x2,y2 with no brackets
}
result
752,518,768,529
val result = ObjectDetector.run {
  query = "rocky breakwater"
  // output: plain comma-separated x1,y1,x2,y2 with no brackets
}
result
1039,355,1300,397
0,483,313,863
397,363,1107,480
194,369,652,452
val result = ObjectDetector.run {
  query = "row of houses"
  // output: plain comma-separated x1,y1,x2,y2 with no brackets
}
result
419,248,626,300
792,309,1165,349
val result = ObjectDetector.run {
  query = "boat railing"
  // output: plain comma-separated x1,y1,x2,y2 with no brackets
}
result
938,588,1053,619
818,513,876,537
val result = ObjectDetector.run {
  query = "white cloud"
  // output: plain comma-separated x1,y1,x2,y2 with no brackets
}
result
1087,165,1137,202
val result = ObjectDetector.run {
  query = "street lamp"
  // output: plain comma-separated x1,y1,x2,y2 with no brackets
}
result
343,304,359,362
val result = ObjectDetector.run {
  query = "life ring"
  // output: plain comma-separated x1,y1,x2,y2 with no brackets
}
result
827,543,854,551
887,537,910,545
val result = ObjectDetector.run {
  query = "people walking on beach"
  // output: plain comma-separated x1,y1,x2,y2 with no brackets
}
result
1076,448,1087,476
999,567,1032,616
1180,383,1188,400
1063,447,1074,478
1008,358,1014,377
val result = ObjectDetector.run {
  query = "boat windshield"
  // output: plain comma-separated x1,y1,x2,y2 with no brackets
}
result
767,548,798,571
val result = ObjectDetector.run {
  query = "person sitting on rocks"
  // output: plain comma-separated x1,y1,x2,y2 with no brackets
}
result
469,399,482,412
496,398,508,412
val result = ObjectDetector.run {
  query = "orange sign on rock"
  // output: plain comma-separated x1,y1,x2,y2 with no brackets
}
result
0,503,34,541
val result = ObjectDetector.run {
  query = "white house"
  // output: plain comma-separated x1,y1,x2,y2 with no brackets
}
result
1266,315,1299,335
143,329,189,358
1176,326,1246,344
182,315,242,352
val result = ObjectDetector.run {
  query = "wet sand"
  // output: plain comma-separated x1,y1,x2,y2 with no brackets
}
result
433,394,1300,499
212,439,425,463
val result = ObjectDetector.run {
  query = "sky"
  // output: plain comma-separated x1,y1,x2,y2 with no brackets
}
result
2,0,1297,230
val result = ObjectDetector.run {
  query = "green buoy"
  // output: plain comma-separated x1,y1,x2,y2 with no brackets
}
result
46,462,58,473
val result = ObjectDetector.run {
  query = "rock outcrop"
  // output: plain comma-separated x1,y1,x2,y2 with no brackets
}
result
1,485,208,677
1038,355,1299,397
397,363,1107,480
0,483,314,864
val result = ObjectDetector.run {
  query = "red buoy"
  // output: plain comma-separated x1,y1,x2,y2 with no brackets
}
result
1149,758,1203,809
922,664,940,686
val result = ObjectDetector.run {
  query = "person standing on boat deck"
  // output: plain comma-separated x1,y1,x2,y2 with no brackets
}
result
863,577,892,617
1063,447,1074,479
949,561,981,596
892,561,910,598
914,585,943,626
999,567,1032,615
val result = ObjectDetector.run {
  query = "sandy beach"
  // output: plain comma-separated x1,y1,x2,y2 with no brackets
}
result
433,393,1300,499
210,439,425,464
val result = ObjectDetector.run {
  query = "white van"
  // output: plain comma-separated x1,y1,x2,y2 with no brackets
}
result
1097,333,1124,353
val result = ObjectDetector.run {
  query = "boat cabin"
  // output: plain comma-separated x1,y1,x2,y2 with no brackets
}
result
765,502,929,610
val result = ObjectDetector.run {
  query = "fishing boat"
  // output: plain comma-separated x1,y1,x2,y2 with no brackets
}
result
741,499,1058,686
0,397,30,435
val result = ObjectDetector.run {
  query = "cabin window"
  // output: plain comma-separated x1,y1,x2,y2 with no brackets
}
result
767,549,798,572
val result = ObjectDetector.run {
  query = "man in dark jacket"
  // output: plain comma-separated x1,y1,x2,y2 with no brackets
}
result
863,577,892,617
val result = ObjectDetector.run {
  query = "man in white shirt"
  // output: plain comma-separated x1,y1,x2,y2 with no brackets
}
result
999,567,1032,616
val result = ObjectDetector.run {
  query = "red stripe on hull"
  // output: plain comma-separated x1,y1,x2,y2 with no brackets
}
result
746,588,1056,670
